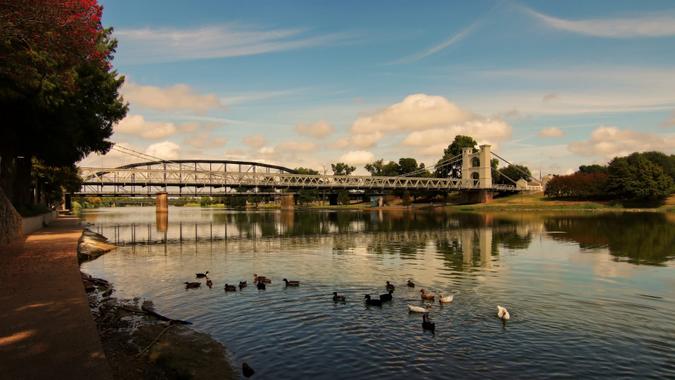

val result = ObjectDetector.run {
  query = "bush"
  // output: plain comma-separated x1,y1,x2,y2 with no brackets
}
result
545,172,609,199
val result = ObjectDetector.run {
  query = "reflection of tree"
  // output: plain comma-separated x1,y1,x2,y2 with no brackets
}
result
544,213,675,265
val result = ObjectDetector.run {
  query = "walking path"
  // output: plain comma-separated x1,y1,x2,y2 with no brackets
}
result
0,216,113,380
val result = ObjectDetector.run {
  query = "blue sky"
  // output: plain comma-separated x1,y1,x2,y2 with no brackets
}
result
82,0,675,175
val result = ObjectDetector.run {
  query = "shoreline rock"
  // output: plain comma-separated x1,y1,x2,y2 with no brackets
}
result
81,272,238,380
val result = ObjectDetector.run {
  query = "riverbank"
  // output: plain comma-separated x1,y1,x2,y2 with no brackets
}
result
78,230,239,379
81,272,237,380
0,216,113,380
450,192,675,213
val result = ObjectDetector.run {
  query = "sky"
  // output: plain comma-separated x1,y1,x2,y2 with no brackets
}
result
81,0,675,176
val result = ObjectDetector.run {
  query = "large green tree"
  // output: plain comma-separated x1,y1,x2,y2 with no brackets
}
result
606,153,673,200
365,159,401,176
0,0,127,207
331,162,356,176
435,135,477,178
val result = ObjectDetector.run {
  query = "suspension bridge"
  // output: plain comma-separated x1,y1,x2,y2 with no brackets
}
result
75,144,537,206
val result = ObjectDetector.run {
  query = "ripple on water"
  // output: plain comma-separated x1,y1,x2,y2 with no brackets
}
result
80,209,675,379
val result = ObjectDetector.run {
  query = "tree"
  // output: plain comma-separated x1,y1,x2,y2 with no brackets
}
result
337,190,350,205
495,164,532,185
578,164,608,175
294,167,319,175
435,135,477,178
398,158,419,175
544,172,609,199
641,151,675,183
606,153,673,200
0,0,127,207
364,159,400,176
331,162,356,176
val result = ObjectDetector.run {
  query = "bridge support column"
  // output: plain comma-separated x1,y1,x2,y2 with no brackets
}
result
328,193,339,206
463,190,493,204
370,196,384,208
280,193,295,210
478,145,492,189
156,191,169,213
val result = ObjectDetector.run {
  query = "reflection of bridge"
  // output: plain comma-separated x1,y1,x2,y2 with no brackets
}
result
76,146,519,201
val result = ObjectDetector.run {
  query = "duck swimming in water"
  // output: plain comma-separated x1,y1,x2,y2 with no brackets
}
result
407,279,415,288
422,313,435,332
283,278,300,287
256,281,266,290
497,305,510,321
379,289,393,302
333,292,346,302
420,289,435,301
253,274,271,284
439,293,453,304
364,294,383,306
385,281,395,292
239,281,247,289
195,271,209,279
408,304,430,313
224,284,237,292
206,279,213,289
184,281,201,289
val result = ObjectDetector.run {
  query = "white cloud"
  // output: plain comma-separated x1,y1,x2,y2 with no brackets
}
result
524,6,675,38
116,24,353,64
568,126,675,158
145,141,181,160
122,81,221,113
539,127,565,137
339,150,375,165
79,142,143,168
243,134,267,149
184,132,227,149
115,114,177,139
352,94,473,134
295,120,335,138
349,94,511,154
258,146,275,155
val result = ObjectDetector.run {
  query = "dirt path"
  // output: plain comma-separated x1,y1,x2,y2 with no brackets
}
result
0,216,113,380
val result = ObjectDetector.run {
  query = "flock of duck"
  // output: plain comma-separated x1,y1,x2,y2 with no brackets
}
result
185,272,511,333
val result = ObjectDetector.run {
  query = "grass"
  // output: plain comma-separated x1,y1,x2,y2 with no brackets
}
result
452,192,675,212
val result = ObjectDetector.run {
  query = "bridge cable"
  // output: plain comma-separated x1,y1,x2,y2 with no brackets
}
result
398,153,462,177
490,151,541,185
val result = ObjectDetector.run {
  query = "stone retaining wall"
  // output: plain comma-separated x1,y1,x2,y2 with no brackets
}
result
0,187,22,245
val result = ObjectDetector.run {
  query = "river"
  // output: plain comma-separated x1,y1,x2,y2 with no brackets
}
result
80,207,675,379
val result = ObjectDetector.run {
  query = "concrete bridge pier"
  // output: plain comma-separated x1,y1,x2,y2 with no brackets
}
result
370,195,384,208
463,189,494,204
280,193,295,210
328,193,339,206
156,191,169,213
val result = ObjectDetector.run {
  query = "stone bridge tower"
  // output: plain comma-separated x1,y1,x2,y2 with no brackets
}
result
461,145,492,189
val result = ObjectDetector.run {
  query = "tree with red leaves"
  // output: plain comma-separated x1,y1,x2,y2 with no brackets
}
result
0,0,127,208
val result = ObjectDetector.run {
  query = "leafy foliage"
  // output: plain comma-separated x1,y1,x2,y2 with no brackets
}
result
435,135,477,178
606,153,673,200
494,164,532,185
544,172,609,199
294,167,320,175
331,162,355,176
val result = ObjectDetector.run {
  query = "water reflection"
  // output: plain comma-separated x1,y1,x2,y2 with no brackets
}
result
80,207,675,379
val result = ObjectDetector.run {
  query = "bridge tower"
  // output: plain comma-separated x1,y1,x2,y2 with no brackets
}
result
461,145,493,203
461,145,492,188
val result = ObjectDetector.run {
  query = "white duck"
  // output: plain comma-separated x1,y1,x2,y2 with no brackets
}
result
497,305,510,320
439,293,454,304
408,304,430,313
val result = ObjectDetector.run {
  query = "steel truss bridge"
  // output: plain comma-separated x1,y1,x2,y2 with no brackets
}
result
76,160,516,196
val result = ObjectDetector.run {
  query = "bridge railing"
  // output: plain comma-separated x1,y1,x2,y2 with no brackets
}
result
78,167,517,193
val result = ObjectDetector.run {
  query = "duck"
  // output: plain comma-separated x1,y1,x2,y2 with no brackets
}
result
195,271,209,279
385,281,395,292
422,313,436,332
364,294,383,306
333,292,346,302
239,281,247,289
497,305,510,321
256,281,266,290
408,304,430,313
206,279,213,289
407,279,415,288
379,289,393,302
224,284,237,292
283,278,300,287
184,281,201,289
439,293,454,304
253,274,271,284
242,362,255,378
420,289,435,301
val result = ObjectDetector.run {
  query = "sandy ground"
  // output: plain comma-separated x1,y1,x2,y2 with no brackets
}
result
0,216,113,380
